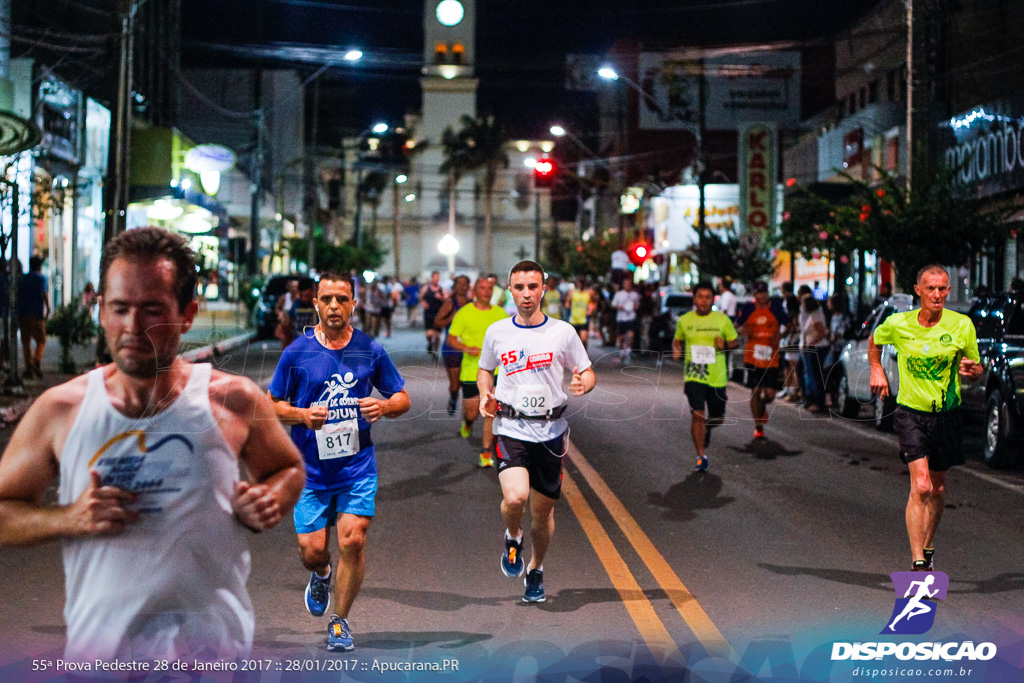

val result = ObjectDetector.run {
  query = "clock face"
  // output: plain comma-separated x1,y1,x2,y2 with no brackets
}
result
436,0,464,27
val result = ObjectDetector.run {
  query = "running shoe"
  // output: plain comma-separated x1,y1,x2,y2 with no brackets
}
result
326,615,354,652
753,426,766,439
923,547,935,570
460,421,472,439
694,455,709,472
305,569,331,617
479,451,494,468
447,395,458,415
523,568,545,603
911,560,932,572
501,533,525,577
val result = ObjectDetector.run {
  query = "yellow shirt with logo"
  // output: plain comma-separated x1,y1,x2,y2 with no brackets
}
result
674,311,738,388
871,309,979,413
543,290,563,320
568,290,590,325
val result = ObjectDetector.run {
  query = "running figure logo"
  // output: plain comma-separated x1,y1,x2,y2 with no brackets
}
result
316,372,358,404
881,571,949,635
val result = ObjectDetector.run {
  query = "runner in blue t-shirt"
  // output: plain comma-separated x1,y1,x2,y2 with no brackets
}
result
269,272,410,653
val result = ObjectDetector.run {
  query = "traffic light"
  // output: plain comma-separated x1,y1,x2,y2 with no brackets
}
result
534,156,556,187
628,241,651,266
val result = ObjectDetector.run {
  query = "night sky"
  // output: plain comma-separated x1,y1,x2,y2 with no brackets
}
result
181,0,884,137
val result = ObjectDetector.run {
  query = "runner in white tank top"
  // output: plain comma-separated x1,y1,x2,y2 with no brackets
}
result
0,228,304,662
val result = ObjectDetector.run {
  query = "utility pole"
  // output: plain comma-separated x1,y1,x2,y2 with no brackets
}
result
391,175,402,278
534,189,541,262
104,0,135,242
696,57,708,280
305,78,320,270
248,70,263,279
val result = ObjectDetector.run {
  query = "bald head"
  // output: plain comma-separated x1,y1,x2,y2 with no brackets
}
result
916,264,949,286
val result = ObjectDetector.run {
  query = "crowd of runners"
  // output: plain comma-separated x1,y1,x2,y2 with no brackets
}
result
0,226,978,663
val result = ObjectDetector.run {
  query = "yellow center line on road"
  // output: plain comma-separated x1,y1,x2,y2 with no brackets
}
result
567,439,737,660
561,470,685,667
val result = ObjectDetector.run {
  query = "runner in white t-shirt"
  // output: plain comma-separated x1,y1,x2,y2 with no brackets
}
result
478,260,596,604
611,279,641,362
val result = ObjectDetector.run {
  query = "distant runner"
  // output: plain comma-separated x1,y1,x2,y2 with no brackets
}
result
736,282,788,439
673,281,738,472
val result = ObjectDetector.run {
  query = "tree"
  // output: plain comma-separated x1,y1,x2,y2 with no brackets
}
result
358,171,388,237
781,167,1009,291
692,227,778,286
284,234,386,275
439,124,474,264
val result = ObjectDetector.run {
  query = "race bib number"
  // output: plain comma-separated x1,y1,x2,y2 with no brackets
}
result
316,419,359,460
513,384,553,417
690,345,716,365
753,344,773,362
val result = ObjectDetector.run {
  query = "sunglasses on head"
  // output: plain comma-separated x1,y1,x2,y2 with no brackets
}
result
318,294,351,305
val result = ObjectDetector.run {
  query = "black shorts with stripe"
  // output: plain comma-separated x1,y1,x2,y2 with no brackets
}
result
495,433,566,499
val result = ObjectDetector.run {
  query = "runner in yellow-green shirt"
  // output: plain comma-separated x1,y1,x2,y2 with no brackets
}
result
542,275,563,320
566,275,594,345
672,281,739,472
868,265,982,572
447,278,509,467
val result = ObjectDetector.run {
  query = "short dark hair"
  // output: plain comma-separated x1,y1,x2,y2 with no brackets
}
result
29,256,44,272
100,227,197,313
693,280,714,296
297,276,316,292
509,259,544,281
316,271,355,294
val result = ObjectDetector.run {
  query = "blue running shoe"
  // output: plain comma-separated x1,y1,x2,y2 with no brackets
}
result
523,568,545,603
500,533,524,578
327,615,354,652
694,455,709,472
305,569,331,617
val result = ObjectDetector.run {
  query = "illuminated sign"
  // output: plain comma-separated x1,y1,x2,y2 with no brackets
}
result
739,123,777,233
184,144,236,173
942,102,1024,197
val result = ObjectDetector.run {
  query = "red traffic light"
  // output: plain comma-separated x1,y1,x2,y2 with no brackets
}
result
534,156,556,187
628,242,651,266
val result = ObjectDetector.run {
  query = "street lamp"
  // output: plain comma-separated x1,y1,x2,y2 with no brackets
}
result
438,233,459,278
371,122,389,134
598,62,708,272
344,49,363,61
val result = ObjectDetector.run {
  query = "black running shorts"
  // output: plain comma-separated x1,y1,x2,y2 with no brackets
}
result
461,381,480,399
495,433,566,500
684,382,727,419
894,406,965,471
744,365,780,391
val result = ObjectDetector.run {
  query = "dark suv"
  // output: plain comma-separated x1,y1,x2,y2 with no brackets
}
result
961,294,1024,468
252,274,303,340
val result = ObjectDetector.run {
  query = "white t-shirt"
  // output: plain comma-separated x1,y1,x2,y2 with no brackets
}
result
479,316,592,443
800,308,829,350
611,289,641,322
717,290,737,317
610,249,630,271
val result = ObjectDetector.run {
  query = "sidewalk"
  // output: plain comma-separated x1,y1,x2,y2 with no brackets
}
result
0,301,253,429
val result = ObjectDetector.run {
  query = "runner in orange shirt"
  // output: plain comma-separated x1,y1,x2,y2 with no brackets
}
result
736,282,789,439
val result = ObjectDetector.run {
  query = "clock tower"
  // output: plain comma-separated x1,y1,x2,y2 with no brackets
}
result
420,0,477,145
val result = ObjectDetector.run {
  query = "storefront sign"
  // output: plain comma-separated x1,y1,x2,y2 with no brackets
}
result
37,76,82,164
739,123,777,233
652,183,740,251
184,144,236,173
941,101,1024,197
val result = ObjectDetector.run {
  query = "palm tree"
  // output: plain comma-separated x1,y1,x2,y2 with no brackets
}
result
358,171,388,238
439,125,474,263
456,114,510,273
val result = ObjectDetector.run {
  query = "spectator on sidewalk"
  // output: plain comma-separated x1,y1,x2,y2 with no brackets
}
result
17,256,50,379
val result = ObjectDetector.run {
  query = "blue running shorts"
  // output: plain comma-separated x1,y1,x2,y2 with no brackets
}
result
293,475,378,533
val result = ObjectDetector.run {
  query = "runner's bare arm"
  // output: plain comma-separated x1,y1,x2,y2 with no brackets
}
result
357,389,411,424
867,334,889,397
672,338,684,360
0,383,139,546
444,335,479,355
570,366,596,396
226,379,304,531
268,390,328,429
478,369,496,417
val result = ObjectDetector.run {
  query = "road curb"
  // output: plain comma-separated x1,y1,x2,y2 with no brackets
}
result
0,331,255,430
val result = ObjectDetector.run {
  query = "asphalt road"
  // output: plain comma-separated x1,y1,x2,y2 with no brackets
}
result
1,322,1023,683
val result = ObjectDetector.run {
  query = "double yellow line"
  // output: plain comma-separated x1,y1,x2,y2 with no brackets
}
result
561,439,736,666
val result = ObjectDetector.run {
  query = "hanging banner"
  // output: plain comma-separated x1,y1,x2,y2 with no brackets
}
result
739,122,778,234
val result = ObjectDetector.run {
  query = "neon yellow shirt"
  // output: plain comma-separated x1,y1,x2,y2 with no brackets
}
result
674,311,738,388
542,290,562,320
568,290,590,325
449,303,508,382
872,309,980,413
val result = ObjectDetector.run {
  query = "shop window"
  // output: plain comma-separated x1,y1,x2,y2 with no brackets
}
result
848,92,857,114
868,80,878,104
859,87,867,109
886,70,898,101
837,99,846,118
885,135,899,171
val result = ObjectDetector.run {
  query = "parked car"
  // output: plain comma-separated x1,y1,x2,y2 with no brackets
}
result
960,294,1024,468
252,274,303,340
831,294,915,430
648,289,694,354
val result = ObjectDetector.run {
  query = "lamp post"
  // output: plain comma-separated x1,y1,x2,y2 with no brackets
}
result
352,121,388,247
550,125,601,238
598,63,707,274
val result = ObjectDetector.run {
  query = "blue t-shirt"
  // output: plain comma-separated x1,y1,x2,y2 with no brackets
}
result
268,328,405,490
16,272,47,318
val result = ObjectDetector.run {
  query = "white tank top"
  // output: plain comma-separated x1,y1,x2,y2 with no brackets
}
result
59,364,253,662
